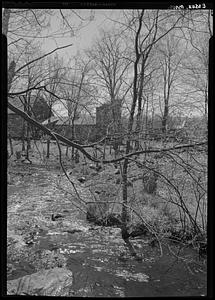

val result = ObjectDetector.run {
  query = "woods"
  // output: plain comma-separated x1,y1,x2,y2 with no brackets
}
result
5,5,212,297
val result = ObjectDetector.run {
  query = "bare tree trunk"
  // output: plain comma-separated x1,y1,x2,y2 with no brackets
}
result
121,155,129,227
8,134,13,156
135,56,146,151
8,61,16,92
26,123,31,160
71,120,75,160
22,119,26,151
46,108,52,158
5,10,15,91
121,11,144,250
145,95,149,140
21,94,31,157
65,145,69,157
103,143,106,160
46,138,50,158
65,123,70,157
162,102,169,134
26,94,32,159
111,98,122,158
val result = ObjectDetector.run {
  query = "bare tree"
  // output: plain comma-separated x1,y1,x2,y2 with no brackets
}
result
65,60,90,157
113,9,189,252
41,55,68,158
5,8,94,94
155,34,187,134
6,8,209,261
5,7,95,164
87,29,132,155
181,20,212,116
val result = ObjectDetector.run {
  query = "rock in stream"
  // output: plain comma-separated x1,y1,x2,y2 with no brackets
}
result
7,267,73,296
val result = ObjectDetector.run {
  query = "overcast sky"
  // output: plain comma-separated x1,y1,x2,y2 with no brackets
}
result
39,9,120,116
6,8,211,117
40,9,120,61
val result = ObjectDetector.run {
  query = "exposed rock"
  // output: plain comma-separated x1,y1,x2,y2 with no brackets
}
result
66,168,73,175
114,169,120,175
77,176,86,183
21,159,32,164
7,267,73,296
89,164,96,170
51,213,64,221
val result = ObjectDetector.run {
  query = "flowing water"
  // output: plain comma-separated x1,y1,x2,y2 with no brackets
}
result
30,220,207,297
7,166,207,297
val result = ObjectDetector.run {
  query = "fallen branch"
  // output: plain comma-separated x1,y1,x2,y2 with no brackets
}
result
8,100,207,166
8,100,100,163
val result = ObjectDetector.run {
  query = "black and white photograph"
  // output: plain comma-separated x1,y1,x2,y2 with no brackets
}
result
3,2,212,297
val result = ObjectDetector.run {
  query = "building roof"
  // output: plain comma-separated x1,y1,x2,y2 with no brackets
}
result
42,114,96,126
8,95,41,114
8,96,27,114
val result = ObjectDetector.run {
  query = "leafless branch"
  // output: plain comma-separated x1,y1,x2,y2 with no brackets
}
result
15,44,73,74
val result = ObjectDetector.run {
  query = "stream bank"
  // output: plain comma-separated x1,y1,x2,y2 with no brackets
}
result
7,164,207,297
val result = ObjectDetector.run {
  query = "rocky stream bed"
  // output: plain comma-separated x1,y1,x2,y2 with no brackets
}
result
6,164,207,297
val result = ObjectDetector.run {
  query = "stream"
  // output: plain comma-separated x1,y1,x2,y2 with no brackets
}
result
7,165,207,297
36,227,207,297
